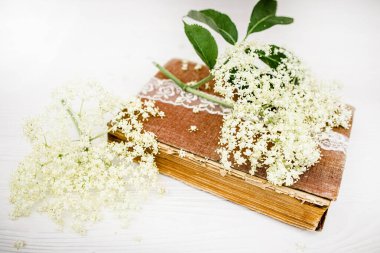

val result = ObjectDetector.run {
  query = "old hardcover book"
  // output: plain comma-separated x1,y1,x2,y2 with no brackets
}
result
109,59,354,231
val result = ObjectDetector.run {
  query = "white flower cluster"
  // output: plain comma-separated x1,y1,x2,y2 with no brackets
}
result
10,82,163,233
212,41,352,186
14,240,26,250
189,125,198,132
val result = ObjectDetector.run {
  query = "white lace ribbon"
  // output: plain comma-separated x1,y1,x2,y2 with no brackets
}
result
139,77,348,154
139,77,231,116
317,131,348,154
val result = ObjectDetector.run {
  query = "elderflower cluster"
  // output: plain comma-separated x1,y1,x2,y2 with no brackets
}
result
10,81,163,233
189,125,198,132
212,41,351,186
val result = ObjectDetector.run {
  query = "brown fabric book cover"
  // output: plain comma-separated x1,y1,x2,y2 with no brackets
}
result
109,59,354,230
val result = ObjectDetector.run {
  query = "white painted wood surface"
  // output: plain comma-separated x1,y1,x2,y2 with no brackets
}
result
1,0,380,252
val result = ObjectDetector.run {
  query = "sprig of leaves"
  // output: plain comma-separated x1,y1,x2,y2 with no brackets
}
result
154,0,294,108
246,0,293,37
184,23,218,69
187,9,238,45
184,0,293,71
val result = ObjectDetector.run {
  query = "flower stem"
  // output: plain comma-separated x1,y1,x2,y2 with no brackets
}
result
78,99,84,118
153,62,233,108
185,87,232,108
90,131,107,141
61,100,82,136
153,62,186,89
190,74,214,89
43,135,49,148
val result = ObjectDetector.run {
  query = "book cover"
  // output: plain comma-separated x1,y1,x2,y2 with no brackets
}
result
109,59,354,230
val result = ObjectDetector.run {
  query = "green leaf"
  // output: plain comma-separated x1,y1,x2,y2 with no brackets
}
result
187,9,238,45
246,0,293,36
184,22,218,69
255,44,287,69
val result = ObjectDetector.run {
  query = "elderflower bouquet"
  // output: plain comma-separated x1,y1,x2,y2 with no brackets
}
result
154,0,352,186
10,82,163,233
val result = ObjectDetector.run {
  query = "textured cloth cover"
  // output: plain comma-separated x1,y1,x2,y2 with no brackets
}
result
140,59,354,200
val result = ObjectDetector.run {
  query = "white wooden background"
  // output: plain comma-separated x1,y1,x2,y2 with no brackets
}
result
1,0,380,252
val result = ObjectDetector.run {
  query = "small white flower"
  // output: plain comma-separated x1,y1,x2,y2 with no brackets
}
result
189,125,198,132
14,240,26,250
192,107,200,113
181,60,188,71
244,149,252,156
158,111,165,118
186,81,197,86
194,63,202,71
178,149,187,158
157,186,166,195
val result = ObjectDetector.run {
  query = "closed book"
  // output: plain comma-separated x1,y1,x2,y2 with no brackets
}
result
109,59,354,231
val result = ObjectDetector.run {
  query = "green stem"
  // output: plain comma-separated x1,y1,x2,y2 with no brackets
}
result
153,62,186,89
153,62,233,108
185,87,232,108
43,135,49,147
40,152,69,167
190,74,214,89
78,99,84,118
61,100,82,136
89,131,107,141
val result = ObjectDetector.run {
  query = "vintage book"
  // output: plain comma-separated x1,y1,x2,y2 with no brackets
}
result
108,59,354,231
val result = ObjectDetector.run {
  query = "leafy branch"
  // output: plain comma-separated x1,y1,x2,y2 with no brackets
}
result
245,0,293,40
154,0,293,108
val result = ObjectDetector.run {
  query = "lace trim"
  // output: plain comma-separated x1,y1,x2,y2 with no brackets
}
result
139,77,348,154
318,131,348,154
139,77,231,116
